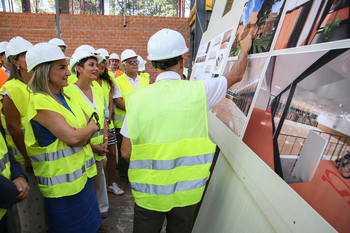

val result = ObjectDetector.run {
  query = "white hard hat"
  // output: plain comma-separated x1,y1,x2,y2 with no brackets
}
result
70,49,103,75
75,45,100,55
5,36,33,63
0,41,8,54
97,51,106,61
48,38,68,49
137,55,146,71
96,48,109,59
147,29,188,61
26,43,71,72
109,53,120,60
121,49,137,62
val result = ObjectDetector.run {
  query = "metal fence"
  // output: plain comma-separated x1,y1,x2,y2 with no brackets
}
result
0,0,189,16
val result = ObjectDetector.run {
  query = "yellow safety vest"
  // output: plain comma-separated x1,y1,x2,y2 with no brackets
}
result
114,74,149,128
25,93,96,198
0,79,29,164
0,133,11,220
64,84,106,161
139,72,150,81
67,65,78,85
125,80,216,212
94,77,114,130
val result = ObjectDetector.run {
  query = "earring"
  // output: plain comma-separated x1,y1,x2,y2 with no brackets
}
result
17,66,20,70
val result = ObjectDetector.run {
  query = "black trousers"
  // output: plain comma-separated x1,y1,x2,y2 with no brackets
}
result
133,203,197,233
115,127,129,180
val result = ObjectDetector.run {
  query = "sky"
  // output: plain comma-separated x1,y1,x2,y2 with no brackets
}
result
241,0,285,25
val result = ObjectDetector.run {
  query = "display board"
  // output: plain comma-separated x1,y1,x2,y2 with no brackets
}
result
192,0,350,232
192,0,350,140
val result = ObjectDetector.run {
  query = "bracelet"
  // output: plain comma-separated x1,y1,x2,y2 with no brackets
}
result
104,137,109,141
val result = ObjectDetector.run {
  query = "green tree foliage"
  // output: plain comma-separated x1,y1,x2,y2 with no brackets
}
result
115,0,177,16
255,0,281,33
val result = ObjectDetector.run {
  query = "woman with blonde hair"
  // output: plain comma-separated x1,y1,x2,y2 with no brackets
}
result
0,36,47,233
25,42,103,232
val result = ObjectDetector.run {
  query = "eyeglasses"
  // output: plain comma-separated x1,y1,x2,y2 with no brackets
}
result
88,112,100,130
125,60,140,65
99,60,107,65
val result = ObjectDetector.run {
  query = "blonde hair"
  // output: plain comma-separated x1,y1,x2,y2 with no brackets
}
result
28,61,69,104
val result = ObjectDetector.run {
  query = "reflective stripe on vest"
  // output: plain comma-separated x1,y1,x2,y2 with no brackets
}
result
92,129,104,139
85,156,96,169
114,116,125,121
30,146,83,163
0,152,9,173
131,177,207,195
7,148,21,156
129,153,214,170
36,164,86,186
4,128,25,136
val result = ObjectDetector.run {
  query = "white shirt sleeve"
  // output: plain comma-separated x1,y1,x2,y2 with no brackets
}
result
120,115,129,138
200,76,228,111
0,89,12,100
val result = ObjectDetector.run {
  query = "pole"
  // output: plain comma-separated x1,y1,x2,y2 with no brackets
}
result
55,0,61,38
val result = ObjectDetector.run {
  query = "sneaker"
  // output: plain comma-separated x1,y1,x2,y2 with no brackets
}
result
107,182,124,195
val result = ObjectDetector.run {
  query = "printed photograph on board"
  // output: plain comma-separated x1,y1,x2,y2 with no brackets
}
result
211,57,267,137
240,50,350,232
274,0,350,50
220,28,234,50
229,0,285,57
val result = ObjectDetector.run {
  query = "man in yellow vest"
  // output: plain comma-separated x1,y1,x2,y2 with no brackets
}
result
113,49,149,190
120,29,252,233
0,41,10,88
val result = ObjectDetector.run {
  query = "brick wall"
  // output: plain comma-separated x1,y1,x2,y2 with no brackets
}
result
0,13,189,83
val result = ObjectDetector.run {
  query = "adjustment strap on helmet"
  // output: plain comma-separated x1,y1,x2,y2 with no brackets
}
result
151,56,182,70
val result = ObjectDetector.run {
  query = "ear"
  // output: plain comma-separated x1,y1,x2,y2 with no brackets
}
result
12,58,19,68
76,65,83,74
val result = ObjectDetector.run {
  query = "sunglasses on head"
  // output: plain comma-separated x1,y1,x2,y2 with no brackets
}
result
125,60,140,65
88,112,100,130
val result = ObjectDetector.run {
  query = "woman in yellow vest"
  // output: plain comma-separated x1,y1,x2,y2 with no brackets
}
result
0,36,48,233
24,42,103,233
65,48,110,193
95,49,124,196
